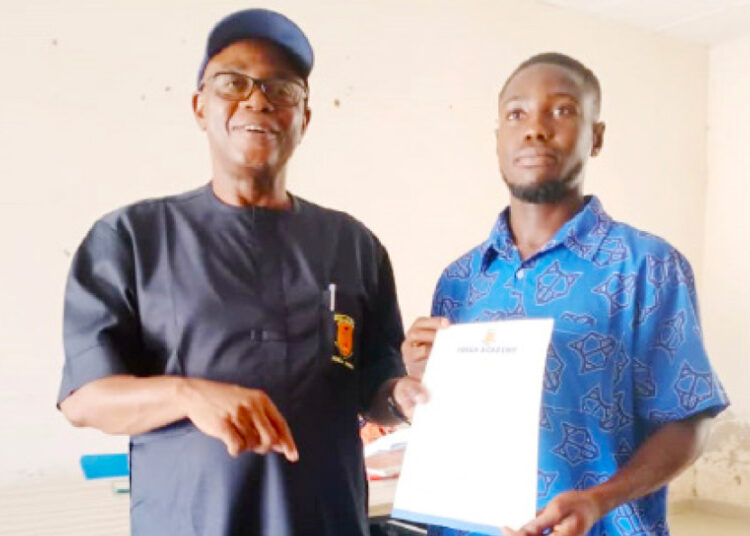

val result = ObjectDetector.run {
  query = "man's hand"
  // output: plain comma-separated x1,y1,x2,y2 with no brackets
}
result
392,376,429,421
401,316,450,379
180,378,298,461
503,490,604,536
503,413,712,536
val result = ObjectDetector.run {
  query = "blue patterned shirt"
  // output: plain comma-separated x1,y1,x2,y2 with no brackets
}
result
427,196,728,536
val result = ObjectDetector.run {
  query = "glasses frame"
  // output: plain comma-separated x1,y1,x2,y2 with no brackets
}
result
200,71,308,107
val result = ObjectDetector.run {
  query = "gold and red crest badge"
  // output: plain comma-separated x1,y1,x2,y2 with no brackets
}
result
332,313,355,369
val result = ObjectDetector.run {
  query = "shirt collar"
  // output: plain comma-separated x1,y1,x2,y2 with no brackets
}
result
481,196,613,267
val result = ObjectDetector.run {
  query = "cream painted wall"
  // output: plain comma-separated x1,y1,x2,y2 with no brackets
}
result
703,33,750,416
0,0,711,483
684,32,750,509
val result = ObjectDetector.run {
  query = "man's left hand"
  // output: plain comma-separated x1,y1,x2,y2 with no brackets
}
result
392,376,429,421
502,489,605,536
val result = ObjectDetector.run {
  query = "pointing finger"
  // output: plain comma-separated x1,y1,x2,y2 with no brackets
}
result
263,400,298,462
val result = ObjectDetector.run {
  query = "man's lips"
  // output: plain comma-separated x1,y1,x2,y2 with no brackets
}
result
514,149,558,167
231,124,279,135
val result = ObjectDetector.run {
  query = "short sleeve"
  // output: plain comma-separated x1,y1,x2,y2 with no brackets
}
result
58,221,142,405
430,277,443,317
632,251,729,429
431,270,463,322
357,247,406,414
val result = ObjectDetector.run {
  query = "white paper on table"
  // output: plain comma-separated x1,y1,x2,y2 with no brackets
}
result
364,427,410,458
392,318,554,535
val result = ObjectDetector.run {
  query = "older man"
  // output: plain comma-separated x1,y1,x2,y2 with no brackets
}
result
58,9,421,536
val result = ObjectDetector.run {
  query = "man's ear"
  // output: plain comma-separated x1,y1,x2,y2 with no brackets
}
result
192,91,207,131
591,121,605,157
301,107,311,136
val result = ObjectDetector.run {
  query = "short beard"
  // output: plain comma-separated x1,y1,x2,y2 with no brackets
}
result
504,162,582,204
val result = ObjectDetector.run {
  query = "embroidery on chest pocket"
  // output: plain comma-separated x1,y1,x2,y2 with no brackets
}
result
331,313,355,369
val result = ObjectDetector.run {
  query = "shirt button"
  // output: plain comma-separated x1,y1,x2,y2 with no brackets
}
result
517,269,525,279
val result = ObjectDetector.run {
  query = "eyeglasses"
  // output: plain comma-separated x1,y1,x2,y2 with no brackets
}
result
202,71,308,107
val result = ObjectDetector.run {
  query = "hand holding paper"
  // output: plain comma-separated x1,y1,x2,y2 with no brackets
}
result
401,316,451,379
502,488,603,536
392,318,554,535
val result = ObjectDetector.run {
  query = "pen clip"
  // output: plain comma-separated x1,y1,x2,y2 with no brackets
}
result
328,283,336,312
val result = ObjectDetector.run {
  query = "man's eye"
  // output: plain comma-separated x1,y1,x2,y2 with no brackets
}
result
267,83,292,98
229,77,248,90
554,106,576,117
506,109,523,120
265,81,305,104
217,75,249,92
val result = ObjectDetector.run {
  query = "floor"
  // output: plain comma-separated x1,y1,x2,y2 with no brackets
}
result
0,478,129,536
668,508,747,536
0,478,746,535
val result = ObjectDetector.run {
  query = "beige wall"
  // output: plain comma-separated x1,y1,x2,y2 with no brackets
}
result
0,0,714,483
685,32,750,509
702,33,750,416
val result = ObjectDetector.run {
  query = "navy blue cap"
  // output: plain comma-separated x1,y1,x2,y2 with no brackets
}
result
197,8,314,86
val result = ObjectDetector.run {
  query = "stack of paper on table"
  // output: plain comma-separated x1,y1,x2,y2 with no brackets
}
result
365,428,409,479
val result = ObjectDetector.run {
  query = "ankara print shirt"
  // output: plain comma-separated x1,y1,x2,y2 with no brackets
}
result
428,196,728,536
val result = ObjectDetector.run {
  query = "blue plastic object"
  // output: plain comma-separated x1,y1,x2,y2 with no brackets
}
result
80,453,129,479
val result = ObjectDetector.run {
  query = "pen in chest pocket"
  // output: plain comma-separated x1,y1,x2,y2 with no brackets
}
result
328,283,336,312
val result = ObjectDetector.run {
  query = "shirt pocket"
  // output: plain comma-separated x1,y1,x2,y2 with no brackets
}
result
283,286,362,395
287,287,363,422
321,286,364,374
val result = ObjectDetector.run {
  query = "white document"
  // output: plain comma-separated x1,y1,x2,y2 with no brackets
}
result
392,318,554,535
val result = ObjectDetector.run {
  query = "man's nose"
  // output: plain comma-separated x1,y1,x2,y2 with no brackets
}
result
524,113,552,142
241,85,274,111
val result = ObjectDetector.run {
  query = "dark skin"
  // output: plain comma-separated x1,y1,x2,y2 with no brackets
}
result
496,63,604,259
60,39,422,461
192,39,310,208
402,63,711,536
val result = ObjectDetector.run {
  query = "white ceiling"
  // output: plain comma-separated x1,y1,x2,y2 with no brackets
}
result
537,0,750,45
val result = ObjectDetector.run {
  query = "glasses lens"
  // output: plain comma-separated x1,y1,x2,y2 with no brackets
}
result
212,73,252,99
263,80,306,106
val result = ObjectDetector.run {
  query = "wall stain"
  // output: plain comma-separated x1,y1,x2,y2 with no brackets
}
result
692,411,750,508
